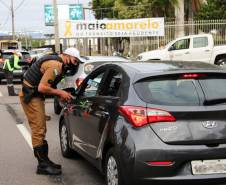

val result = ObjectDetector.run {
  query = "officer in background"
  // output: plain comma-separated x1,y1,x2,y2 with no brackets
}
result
3,51,22,96
19,48,80,175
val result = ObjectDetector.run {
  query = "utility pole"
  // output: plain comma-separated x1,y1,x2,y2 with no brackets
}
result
53,0,60,53
11,0,15,40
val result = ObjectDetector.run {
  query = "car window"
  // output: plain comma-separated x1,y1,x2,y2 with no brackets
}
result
193,37,208,48
2,52,13,59
135,74,226,106
102,69,122,97
199,77,226,100
171,39,190,50
135,78,201,106
82,71,105,98
21,52,31,59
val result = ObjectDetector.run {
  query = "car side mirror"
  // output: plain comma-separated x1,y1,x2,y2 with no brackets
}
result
168,45,175,51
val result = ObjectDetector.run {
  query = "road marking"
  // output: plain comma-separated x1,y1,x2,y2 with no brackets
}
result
0,91,3,97
16,124,33,149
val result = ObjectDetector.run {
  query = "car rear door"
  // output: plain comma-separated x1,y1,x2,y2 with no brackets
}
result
190,36,212,63
134,72,226,145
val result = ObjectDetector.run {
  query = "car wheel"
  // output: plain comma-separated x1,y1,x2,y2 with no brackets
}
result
105,148,127,185
59,119,74,158
54,96,62,115
216,58,226,67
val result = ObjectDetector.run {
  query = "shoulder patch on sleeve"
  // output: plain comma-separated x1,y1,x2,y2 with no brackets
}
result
48,79,54,84
53,68,59,77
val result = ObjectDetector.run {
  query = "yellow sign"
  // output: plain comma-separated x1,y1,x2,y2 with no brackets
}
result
64,21,72,37
60,18,164,38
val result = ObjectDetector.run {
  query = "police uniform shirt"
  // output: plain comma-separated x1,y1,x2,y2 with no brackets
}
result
39,60,62,87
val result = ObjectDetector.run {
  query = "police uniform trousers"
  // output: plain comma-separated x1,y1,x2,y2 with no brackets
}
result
19,94,46,147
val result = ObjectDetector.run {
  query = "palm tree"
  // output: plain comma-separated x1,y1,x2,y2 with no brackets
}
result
175,0,206,37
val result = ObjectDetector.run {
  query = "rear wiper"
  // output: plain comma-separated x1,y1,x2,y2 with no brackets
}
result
203,98,226,106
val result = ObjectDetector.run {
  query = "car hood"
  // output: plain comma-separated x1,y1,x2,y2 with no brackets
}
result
137,49,165,61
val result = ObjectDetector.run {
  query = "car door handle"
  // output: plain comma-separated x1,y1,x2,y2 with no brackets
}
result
205,49,210,52
185,52,190,54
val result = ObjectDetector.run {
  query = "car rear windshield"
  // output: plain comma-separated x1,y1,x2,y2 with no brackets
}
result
2,52,13,59
134,73,226,106
21,52,30,59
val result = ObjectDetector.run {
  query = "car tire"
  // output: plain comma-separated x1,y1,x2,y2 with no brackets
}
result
216,58,226,67
59,119,74,158
54,96,62,115
104,148,128,185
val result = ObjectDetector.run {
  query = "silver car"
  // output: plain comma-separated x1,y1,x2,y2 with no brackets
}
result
54,56,130,114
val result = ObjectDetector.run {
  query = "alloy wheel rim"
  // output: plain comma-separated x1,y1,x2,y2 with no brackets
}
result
107,156,118,185
61,125,68,152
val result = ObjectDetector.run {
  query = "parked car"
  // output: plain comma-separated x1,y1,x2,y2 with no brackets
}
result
54,56,130,114
29,48,53,59
137,34,226,66
59,60,226,185
0,49,30,83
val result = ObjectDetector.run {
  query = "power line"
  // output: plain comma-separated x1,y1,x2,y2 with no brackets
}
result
1,13,10,29
0,0,10,10
15,0,26,11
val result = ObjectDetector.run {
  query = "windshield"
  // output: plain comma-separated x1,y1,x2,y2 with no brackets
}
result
2,52,13,59
135,73,226,106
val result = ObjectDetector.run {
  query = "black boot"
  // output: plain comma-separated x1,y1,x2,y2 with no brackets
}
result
34,144,62,175
7,85,17,96
43,140,61,169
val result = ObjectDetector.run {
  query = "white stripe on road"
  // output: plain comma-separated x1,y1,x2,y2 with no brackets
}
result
16,124,33,149
0,91,3,97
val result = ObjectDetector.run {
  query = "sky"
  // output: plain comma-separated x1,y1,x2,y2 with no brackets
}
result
0,0,93,34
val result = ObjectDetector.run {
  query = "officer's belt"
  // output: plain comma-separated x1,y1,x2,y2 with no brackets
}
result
22,83,44,103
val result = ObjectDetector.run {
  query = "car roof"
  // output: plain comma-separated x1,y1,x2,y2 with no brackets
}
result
2,49,29,54
116,60,223,73
84,56,129,63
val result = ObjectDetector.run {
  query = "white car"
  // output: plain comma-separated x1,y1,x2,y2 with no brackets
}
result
30,48,53,59
54,56,130,114
137,34,226,65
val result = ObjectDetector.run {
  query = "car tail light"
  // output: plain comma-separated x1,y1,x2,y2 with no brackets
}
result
147,161,174,166
75,78,84,87
118,106,175,127
181,73,206,79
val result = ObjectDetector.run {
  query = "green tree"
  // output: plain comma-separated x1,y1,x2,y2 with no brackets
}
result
195,0,226,20
92,0,178,19
92,0,116,19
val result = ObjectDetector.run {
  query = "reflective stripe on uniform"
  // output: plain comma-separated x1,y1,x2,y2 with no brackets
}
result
14,55,21,69
3,59,14,72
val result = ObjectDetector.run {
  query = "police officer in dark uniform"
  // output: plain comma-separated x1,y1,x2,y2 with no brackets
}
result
19,48,80,175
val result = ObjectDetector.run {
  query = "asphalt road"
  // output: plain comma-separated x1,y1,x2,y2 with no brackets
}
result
1,83,226,185
0,84,105,185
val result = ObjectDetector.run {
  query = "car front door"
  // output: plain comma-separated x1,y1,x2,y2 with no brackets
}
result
67,67,122,159
67,68,108,157
168,38,192,61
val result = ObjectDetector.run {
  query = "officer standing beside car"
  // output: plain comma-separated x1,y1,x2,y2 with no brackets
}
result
19,48,80,175
3,51,22,96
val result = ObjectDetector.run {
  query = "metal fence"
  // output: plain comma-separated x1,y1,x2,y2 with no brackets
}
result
130,19,226,58
63,19,226,58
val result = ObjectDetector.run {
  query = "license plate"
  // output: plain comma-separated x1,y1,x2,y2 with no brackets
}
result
191,159,226,175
